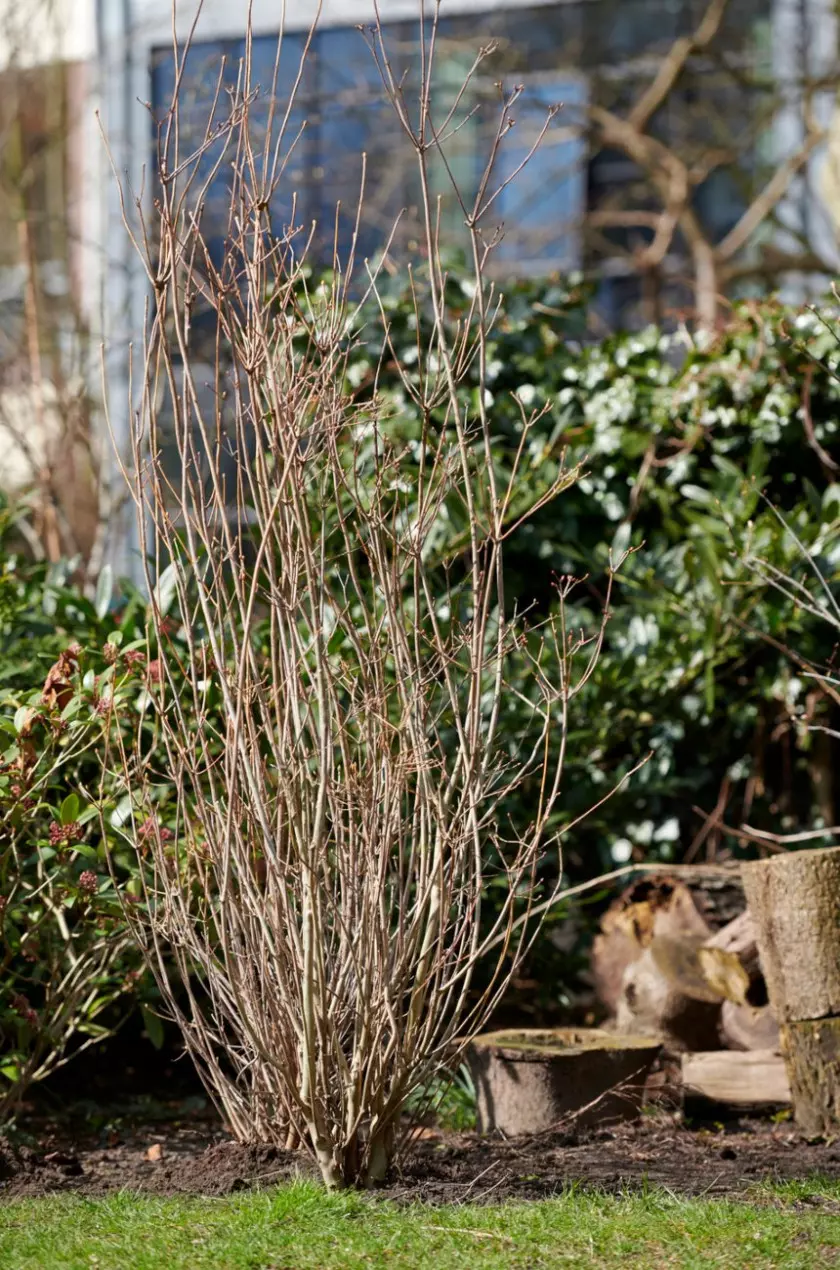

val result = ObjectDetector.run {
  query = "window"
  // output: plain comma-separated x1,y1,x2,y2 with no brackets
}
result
148,1,774,324
149,10,591,280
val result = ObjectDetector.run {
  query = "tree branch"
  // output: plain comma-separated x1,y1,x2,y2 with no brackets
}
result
719,247,836,283
716,128,826,262
629,0,730,133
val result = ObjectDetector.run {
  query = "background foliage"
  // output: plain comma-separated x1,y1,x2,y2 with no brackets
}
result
340,277,840,1012
3,281,839,1062
0,508,170,1112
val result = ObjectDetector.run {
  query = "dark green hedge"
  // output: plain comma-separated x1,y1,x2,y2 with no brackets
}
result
347,277,840,893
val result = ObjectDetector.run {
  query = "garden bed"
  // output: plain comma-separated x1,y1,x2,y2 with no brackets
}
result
3,1101,840,1204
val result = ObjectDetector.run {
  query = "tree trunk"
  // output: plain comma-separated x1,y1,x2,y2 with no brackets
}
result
693,239,719,330
780,1019,840,1137
741,847,840,1024
742,847,840,1134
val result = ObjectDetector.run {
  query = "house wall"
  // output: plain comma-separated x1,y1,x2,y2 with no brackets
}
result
0,2,100,560
0,0,837,573
0,0,95,71
130,0,560,40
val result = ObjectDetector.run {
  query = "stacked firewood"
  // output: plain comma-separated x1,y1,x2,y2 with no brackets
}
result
592,870,787,1107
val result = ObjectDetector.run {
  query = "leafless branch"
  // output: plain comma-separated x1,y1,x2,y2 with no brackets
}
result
108,4,613,1190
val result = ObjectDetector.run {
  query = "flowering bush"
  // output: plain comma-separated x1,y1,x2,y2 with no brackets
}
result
339,277,840,1005
0,510,173,1116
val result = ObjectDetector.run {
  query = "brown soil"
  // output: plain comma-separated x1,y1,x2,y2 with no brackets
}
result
3,1103,840,1203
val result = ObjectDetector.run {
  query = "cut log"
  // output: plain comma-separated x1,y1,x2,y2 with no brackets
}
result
652,936,750,1005
780,1018,840,1137
681,1050,790,1106
592,874,733,1013
592,919,648,1017
592,878,706,1013
720,999,780,1053
684,868,748,930
468,1028,661,1135
705,909,760,981
613,923,756,1051
615,940,724,1052
593,873,773,1052
742,847,840,1135
741,846,840,1024
696,946,751,1006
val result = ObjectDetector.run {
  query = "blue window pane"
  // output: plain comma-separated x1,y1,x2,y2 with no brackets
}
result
493,77,588,273
148,21,593,278
150,32,310,264
311,26,402,264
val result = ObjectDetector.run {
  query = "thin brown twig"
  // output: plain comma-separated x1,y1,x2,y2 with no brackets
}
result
106,4,617,1191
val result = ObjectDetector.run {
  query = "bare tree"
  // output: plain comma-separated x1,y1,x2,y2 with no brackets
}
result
584,0,835,326
107,5,620,1189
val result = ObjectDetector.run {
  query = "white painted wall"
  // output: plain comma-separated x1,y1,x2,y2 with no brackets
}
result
130,0,558,41
0,0,95,70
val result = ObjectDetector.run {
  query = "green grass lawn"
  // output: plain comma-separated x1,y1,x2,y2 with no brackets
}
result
1,1179,839,1269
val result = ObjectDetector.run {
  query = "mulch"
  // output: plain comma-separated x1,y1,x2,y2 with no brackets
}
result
3,1102,840,1203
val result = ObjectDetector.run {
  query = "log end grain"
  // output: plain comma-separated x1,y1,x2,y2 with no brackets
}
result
719,999,780,1053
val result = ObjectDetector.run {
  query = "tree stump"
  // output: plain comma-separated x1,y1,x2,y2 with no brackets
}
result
468,1028,661,1135
742,846,840,1134
741,848,840,1023
780,1019,840,1137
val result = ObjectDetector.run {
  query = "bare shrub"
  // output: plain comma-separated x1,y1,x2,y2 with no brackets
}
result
109,6,618,1189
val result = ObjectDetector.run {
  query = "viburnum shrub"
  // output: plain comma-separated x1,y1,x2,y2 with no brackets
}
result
347,275,840,864
0,515,177,1117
